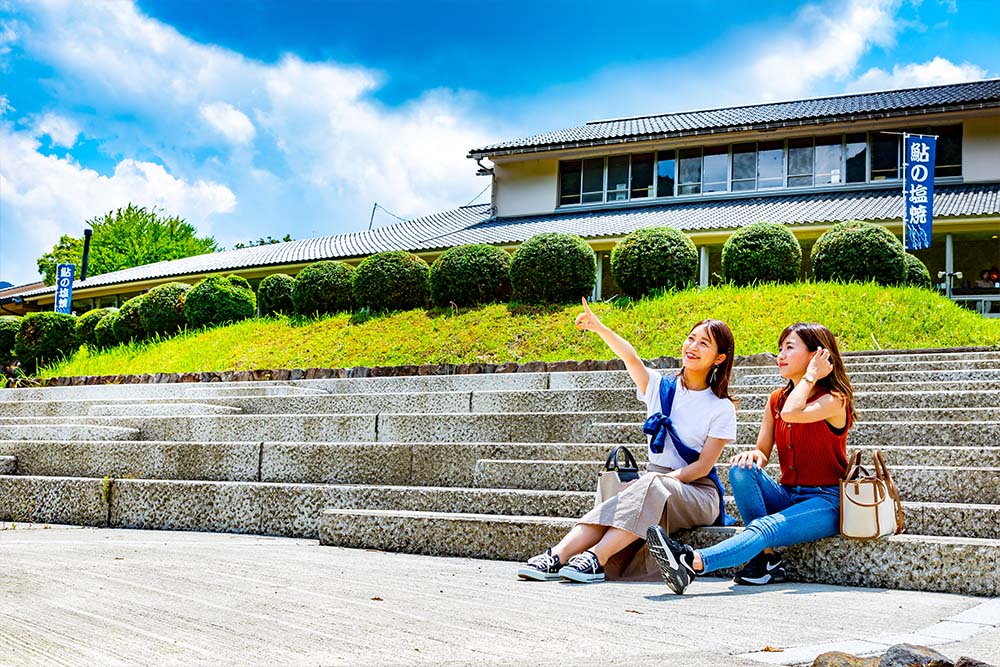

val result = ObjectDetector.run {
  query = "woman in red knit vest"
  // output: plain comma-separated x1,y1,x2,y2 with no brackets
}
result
646,322,857,594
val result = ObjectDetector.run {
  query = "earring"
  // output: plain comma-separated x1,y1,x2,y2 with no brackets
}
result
710,365,718,384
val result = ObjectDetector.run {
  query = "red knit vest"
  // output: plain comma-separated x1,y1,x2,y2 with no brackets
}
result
770,387,851,486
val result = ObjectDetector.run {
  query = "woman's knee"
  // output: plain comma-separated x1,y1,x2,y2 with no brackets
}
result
728,463,762,493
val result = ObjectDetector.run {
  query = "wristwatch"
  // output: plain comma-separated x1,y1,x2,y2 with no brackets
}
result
803,374,816,384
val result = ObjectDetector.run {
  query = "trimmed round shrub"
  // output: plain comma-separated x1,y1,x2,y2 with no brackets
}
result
76,307,115,348
185,274,257,329
810,221,906,285
903,253,933,289
291,262,355,316
351,251,430,312
14,312,78,371
227,275,253,292
259,273,295,316
430,244,512,307
139,282,191,338
94,308,120,349
721,222,802,286
112,295,146,344
0,316,20,361
510,233,597,304
610,227,696,298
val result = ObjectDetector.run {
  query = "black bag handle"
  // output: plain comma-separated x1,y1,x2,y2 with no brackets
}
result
604,445,638,472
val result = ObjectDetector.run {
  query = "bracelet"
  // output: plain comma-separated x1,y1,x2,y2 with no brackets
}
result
802,374,816,384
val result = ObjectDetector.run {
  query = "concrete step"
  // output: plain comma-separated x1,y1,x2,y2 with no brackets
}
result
730,358,1000,376
0,424,141,441
87,403,245,417
738,407,1000,422
317,509,1000,596
738,369,1000,386
736,389,1000,411
0,455,14,474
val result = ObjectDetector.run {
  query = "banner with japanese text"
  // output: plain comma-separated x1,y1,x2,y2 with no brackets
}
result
55,263,75,314
903,134,936,251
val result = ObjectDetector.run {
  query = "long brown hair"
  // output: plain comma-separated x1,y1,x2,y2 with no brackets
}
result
678,319,737,404
778,322,857,424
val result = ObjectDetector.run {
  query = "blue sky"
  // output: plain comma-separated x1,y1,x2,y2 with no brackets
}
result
1,0,999,287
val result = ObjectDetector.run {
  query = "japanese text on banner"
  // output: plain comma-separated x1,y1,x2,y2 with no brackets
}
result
903,134,936,251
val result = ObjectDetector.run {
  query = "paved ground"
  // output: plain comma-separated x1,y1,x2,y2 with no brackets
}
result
0,525,997,667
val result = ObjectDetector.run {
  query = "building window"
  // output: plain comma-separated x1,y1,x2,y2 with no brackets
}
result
582,158,604,203
656,151,676,197
757,140,784,190
703,145,728,193
814,135,843,185
630,153,655,199
845,133,867,183
870,131,900,181
559,161,582,206
606,155,630,201
678,148,702,195
787,137,814,188
731,143,757,191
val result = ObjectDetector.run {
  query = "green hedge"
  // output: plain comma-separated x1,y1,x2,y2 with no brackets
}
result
903,253,933,289
112,295,147,344
721,222,802,285
76,307,115,348
258,273,295,316
14,312,78,371
0,316,20,361
510,233,597,303
352,251,430,312
139,282,191,337
430,244,512,307
810,221,906,285
291,262,355,316
610,227,697,298
185,275,257,329
94,308,120,349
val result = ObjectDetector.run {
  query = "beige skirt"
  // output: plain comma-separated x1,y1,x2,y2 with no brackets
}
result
576,463,719,581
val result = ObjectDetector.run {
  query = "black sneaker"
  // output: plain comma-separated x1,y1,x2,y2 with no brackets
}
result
517,548,562,581
558,550,605,583
646,526,697,595
733,551,786,586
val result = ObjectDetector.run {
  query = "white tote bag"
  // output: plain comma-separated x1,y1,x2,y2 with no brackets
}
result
594,446,640,508
839,450,904,540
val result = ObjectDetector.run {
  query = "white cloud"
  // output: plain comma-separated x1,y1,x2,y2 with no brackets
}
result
848,56,988,92
32,112,80,148
199,101,256,144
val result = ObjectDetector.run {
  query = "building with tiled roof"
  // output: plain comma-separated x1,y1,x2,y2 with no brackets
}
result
4,78,1000,316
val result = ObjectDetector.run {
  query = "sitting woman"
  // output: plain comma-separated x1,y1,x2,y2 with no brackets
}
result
647,322,856,594
517,297,738,583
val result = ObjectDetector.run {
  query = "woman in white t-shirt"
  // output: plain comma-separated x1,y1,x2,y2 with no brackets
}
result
516,298,738,583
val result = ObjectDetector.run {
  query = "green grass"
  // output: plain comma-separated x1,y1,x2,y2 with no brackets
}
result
42,283,1000,378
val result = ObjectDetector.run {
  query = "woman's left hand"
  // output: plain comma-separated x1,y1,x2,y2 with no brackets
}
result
806,347,833,380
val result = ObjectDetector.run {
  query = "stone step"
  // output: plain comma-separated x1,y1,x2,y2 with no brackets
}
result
317,509,1000,596
739,407,1000,422
730,358,1000,376
0,424,141,441
87,403,245,417
735,389,1000,411
0,455,14,474
181,385,328,396
738,369,1000,386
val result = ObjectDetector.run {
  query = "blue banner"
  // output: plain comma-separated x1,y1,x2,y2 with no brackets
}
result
55,263,75,314
903,134,936,251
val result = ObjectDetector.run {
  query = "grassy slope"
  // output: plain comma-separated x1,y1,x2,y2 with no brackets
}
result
43,283,1000,378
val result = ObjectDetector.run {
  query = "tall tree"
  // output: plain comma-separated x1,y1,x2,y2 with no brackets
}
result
36,205,219,285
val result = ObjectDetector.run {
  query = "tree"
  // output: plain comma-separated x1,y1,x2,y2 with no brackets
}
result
233,234,293,250
36,204,219,285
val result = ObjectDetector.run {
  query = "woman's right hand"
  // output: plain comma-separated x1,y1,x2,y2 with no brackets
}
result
730,449,767,469
574,297,605,333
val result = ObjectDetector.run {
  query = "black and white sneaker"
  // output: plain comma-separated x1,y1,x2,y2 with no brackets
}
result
558,550,605,583
733,551,786,586
646,526,698,595
516,548,562,581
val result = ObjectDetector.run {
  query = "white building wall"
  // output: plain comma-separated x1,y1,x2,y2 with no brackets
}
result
963,116,1000,182
493,158,559,217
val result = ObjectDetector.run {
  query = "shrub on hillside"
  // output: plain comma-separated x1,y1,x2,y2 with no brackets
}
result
227,275,253,292
291,262,355,316
0,316,20,361
721,222,802,285
14,312,78,371
903,253,933,289
185,275,257,329
810,221,906,285
76,307,115,348
610,227,696,298
112,295,147,344
259,273,295,316
351,251,430,312
510,233,597,303
94,308,120,349
430,244,512,307
139,282,191,337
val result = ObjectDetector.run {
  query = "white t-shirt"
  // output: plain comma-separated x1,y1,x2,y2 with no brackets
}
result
637,366,737,471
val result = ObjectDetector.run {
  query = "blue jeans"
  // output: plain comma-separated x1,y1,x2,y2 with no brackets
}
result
698,464,840,574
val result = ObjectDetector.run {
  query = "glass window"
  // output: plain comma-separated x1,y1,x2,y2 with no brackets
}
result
606,155,630,201
656,151,676,197
630,153,655,199
787,137,814,187
731,143,756,191
757,140,784,189
935,124,962,177
870,132,900,181
814,135,843,185
845,133,867,183
582,157,604,203
702,145,728,193
678,148,702,195
559,160,582,205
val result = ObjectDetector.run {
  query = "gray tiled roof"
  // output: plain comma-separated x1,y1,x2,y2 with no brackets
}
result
10,183,1000,302
470,79,1000,157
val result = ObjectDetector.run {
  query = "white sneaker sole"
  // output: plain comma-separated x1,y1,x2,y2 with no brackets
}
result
558,569,605,583
516,567,561,581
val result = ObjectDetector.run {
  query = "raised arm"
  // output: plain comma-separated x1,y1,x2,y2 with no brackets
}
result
780,347,847,428
575,297,651,395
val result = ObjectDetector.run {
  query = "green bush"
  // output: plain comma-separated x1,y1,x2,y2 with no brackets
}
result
430,244,512,307
185,275,257,329
112,295,147,344
0,316,20,361
609,227,696,298
14,312,78,371
721,222,802,285
810,221,906,285
291,262,355,316
259,273,295,316
139,282,191,337
352,251,430,312
76,307,115,348
227,275,253,292
510,233,597,304
94,308,120,349
903,253,933,289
